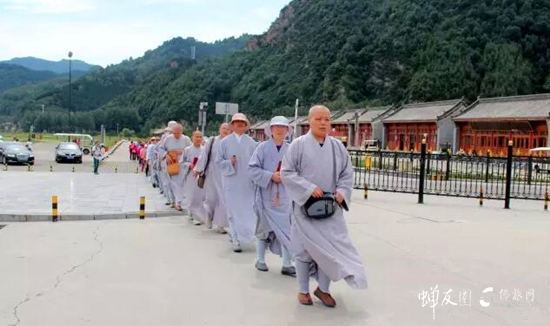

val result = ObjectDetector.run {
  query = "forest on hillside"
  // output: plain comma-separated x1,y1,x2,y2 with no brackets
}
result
3,0,550,135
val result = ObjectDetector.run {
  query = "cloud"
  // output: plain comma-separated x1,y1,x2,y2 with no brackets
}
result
0,0,96,14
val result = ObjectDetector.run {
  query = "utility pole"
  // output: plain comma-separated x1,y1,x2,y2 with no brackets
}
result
293,98,299,139
68,51,73,132
199,102,208,135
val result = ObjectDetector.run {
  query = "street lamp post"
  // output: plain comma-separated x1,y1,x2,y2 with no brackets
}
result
68,51,73,132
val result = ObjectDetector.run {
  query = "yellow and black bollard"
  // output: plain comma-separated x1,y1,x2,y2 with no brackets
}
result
364,185,369,200
135,166,139,174
479,186,484,207
3,164,7,171
52,196,59,222
49,164,53,172
72,166,75,173
545,190,549,211
115,166,118,174
139,196,145,219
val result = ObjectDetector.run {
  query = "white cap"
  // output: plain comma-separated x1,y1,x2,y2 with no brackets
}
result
265,116,292,137
167,121,177,128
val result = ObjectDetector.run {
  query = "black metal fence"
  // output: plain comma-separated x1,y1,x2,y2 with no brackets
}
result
350,142,550,207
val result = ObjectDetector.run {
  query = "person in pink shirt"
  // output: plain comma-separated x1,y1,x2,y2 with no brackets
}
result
140,143,147,172
129,141,135,160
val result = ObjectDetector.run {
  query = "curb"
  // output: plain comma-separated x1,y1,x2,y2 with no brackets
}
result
0,210,188,222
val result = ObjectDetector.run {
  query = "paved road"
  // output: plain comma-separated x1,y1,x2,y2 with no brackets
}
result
1,192,548,326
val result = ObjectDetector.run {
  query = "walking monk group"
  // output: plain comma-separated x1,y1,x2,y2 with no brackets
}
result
147,106,368,308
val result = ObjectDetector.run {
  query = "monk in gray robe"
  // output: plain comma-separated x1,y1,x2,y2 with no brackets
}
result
281,105,368,307
248,116,295,277
182,130,206,225
195,123,231,234
158,123,192,211
156,121,177,204
215,113,258,252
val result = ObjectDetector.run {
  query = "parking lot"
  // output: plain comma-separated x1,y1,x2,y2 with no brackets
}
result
0,140,137,173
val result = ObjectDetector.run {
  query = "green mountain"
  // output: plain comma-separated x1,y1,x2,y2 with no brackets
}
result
0,63,58,93
2,35,251,131
6,0,550,134
1,57,100,75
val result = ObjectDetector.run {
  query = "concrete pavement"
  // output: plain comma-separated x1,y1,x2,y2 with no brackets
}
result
1,191,548,326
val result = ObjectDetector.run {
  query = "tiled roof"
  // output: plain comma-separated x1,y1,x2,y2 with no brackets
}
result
454,93,550,121
332,109,364,124
358,106,393,123
250,120,269,130
384,99,464,123
289,116,307,125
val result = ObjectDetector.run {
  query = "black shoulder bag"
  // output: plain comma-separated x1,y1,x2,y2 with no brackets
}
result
301,138,340,219
197,137,215,189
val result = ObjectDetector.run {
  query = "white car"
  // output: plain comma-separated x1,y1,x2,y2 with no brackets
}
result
0,135,4,142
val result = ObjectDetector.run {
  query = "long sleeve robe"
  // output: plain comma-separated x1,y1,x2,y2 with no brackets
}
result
215,133,258,242
159,134,192,205
182,144,206,220
248,139,291,256
194,136,228,228
281,131,368,289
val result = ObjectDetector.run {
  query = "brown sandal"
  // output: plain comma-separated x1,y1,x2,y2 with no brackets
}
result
298,293,313,306
314,287,336,308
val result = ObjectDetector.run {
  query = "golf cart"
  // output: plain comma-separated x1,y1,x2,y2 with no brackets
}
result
54,133,95,155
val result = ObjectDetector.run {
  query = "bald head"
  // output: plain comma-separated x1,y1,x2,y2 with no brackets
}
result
172,123,183,139
219,123,231,138
308,105,331,141
308,105,330,118
192,130,203,146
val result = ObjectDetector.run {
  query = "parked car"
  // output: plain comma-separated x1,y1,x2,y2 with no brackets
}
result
55,142,83,163
53,133,94,155
0,142,35,165
0,134,4,142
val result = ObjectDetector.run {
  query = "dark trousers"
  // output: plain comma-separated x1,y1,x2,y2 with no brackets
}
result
93,158,100,174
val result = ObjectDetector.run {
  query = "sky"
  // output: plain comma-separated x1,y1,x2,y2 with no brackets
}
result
0,0,292,66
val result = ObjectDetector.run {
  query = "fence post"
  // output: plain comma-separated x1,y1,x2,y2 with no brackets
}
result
485,150,490,183
445,153,451,181
527,155,533,185
504,141,513,209
393,151,398,171
418,139,427,204
379,150,383,169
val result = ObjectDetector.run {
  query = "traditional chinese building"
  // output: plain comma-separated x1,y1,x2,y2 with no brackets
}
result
356,106,394,148
383,99,467,152
330,109,363,146
249,120,269,141
453,93,550,156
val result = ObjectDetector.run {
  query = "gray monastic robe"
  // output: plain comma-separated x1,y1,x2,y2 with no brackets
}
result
215,133,258,242
248,139,291,256
182,144,206,220
159,134,192,206
195,136,228,228
281,131,368,289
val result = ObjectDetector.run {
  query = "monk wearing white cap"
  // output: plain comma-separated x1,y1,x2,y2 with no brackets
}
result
248,116,296,276
215,113,258,252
